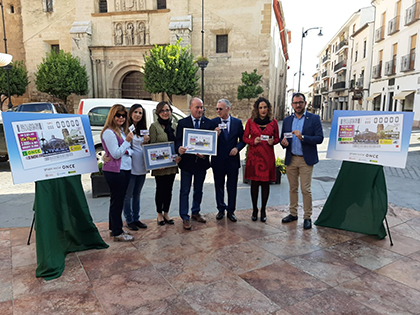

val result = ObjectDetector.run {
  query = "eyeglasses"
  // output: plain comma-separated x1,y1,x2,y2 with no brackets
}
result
114,113,127,118
216,108,224,111
292,101,305,105
161,109,171,113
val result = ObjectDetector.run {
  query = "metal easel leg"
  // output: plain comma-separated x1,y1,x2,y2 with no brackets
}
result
27,213,35,245
384,216,393,246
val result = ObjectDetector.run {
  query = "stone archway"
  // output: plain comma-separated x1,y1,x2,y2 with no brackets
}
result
121,71,151,100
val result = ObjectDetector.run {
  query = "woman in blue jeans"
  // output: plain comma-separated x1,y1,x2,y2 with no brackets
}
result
123,104,150,231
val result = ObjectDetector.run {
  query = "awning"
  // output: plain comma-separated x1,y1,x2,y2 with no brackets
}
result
366,92,381,101
393,90,415,100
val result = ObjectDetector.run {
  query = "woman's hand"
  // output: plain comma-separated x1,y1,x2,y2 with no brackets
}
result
268,137,274,146
126,131,134,142
143,135,150,143
103,154,111,164
178,146,187,155
254,137,261,145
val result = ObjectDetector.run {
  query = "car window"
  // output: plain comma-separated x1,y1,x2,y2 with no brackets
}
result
54,103,68,114
88,107,111,126
17,103,53,113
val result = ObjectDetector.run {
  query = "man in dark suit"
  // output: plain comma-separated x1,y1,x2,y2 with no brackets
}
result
176,97,217,230
211,99,245,222
280,93,324,229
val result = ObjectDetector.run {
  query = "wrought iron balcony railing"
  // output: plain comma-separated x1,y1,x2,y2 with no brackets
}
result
375,26,384,42
405,1,420,25
388,16,400,35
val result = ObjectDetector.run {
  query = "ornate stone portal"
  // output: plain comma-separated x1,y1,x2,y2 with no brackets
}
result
113,21,148,46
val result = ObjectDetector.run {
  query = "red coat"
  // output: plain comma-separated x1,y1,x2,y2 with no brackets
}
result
243,118,279,182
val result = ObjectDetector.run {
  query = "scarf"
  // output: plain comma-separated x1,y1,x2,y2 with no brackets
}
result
158,116,176,142
254,116,271,126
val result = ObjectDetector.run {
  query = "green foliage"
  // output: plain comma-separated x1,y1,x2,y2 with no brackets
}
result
237,69,264,101
35,50,88,104
142,40,199,100
0,60,29,100
275,157,286,174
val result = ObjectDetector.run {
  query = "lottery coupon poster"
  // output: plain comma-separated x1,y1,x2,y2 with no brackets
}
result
327,110,414,168
2,112,98,184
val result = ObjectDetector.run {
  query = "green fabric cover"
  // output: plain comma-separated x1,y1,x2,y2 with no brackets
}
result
315,161,388,239
34,175,109,280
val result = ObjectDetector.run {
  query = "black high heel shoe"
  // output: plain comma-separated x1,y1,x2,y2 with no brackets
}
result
163,217,174,225
157,218,165,226
252,208,258,221
260,209,267,222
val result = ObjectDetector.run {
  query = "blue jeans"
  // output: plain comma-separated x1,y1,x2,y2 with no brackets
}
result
123,174,146,224
179,169,206,220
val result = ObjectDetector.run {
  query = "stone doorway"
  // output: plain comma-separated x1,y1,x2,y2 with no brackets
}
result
121,71,152,100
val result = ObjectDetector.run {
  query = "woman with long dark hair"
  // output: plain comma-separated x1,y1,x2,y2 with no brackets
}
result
101,104,134,241
123,104,150,231
149,101,181,225
243,97,279,222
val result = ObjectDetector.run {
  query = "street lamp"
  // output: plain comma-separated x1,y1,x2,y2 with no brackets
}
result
297,27,323,92
198,0,208,112
292,71,304,92
0,0,12,108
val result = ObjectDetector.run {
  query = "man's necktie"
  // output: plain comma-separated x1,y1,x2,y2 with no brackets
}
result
194,119,199,129
222,120,228,140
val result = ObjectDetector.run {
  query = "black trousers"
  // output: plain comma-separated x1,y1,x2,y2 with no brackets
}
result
155,173,176,213
103,170,131,236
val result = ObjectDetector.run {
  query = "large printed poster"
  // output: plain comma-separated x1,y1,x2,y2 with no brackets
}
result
327,111,414,168
2,112,98,184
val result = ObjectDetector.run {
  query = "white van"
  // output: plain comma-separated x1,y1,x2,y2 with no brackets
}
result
77,98,186,161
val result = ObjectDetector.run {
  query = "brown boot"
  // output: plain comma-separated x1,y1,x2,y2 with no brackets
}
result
183,219,191,230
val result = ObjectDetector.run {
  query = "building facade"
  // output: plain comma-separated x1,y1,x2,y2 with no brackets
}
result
3,0,288,120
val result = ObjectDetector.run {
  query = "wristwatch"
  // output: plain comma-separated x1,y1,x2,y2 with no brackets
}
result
301,135,305,141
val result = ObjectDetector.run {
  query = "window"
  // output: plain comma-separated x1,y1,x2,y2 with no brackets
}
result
45,0,53,12
363,40,367,58
10,5,14,13
99,0,107,13
216,35,228,53
157,0,166,9
51,44,60,54
355,43,358,62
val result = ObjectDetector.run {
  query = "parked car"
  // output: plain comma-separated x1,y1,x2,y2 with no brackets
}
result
16,102,68,114
77,98,187,162
0,112,8,162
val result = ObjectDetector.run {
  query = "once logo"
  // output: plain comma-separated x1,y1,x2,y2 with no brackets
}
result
62,164,75,169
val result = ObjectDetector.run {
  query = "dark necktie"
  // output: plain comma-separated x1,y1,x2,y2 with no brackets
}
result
222,120,228,140
194,119,199,129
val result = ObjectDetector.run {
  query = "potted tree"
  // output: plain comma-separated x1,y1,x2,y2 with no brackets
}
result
90,162,110,198
273,157,286,184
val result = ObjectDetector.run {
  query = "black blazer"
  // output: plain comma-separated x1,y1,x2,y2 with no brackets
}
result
175,116,217,171
211,116,245,170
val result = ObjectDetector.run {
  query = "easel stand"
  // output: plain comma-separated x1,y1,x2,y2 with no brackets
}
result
27,214,35,245
315,161,393,245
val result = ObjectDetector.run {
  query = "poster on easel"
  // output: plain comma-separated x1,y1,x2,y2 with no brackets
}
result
327,110,414,168
2,112,98,184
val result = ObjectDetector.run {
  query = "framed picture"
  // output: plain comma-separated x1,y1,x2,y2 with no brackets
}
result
143,142,177,170
182,128,218,156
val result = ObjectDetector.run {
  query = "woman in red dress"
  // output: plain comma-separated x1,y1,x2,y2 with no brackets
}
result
243,97,279,222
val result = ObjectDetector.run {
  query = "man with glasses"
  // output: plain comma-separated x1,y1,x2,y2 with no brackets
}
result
280,93,323,229
211,99,245,222
176,98,218,230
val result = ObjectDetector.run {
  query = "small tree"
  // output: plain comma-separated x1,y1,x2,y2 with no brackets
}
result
0,60,29,107
35,50,88,105
237,69,264,102
142,39,199,102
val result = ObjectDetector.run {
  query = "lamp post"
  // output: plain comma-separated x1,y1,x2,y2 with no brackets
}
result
0,1,11,108
297,27,323,92
198,0,208,109
292,71,304,92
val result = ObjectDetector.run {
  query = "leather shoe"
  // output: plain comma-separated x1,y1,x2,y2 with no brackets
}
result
216,211,224,220
183,219,191,230
282,214,298,223
227,213,237,222
303,219,312,229
127,222,139,231
191,213,206,223
134,221,147,229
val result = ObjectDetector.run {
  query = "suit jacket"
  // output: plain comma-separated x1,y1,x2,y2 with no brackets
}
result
176,115,217,171
211,116,246,170
280,112,323,166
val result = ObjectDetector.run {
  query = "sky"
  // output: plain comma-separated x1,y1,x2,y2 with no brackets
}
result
281,0,373,93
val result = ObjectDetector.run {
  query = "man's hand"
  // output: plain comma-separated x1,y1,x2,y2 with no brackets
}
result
178,146,187,155
254,137,261,145
215,127,221,136
196,153,204,159
174,156,181,163
229,147,238,156
281,138,289,147
292,130,303,140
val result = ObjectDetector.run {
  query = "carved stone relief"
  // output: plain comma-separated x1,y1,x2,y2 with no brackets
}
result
114,0,144,12
112,21,148,46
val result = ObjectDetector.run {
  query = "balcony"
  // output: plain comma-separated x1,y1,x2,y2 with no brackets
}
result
372,63,382,79
321,70,330,78
384,59,396,76
349,79,355,90
333,81,346,90
375,26,384,42
388,16,400,35
405,1,420,26
321,86,329,93
334,60,347,73
356,77,364,88
336,39,348,54
322,54,330,64
314,88,320,94
401,52,416,72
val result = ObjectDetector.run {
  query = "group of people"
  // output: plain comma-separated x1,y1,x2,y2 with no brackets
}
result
100,92,323,242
